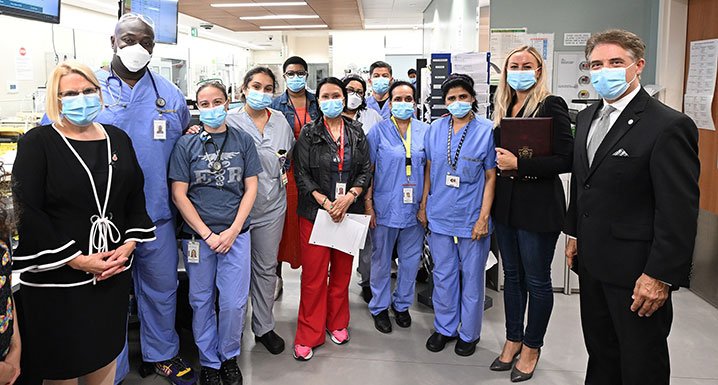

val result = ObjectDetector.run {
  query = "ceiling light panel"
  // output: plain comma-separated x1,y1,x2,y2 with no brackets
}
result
211,2,307,7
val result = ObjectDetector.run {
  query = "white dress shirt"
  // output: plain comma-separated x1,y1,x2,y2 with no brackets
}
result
586,85,642,149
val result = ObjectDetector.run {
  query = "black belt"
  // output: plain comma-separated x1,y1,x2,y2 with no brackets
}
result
178,227,249,240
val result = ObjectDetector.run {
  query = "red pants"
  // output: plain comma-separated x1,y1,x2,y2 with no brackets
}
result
295,217,354,347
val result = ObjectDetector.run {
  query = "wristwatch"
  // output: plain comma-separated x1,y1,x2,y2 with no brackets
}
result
349,189,359,203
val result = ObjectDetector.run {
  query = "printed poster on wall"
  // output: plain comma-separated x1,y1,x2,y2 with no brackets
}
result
684,38,718,131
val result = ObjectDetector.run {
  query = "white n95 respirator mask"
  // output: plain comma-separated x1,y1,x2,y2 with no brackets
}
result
116,43,152,73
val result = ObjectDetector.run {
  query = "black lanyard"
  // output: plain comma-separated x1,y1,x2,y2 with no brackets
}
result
287,93,310,128
447,118,470,173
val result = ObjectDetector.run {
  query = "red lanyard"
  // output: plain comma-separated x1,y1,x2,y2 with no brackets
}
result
324,118,345,174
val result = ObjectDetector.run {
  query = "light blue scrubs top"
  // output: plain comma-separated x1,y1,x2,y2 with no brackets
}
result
425,115,496,238
368,118,430,229
93,68,190,223
226,107,296,227
366,94,391,119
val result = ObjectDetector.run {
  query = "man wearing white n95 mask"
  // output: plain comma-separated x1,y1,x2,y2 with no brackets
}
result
564,29,699,385
96,13,195,385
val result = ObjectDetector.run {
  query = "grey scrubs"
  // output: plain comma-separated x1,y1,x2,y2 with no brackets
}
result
352,108,382,288
226,107,295,336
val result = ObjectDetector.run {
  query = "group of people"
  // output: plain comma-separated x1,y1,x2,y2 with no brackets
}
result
0,13,698,385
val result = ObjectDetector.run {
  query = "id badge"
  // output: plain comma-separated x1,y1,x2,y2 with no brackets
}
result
153,119,167,140
280,168,289,187
446,174,460,188
187,240,200,264
335,182,347,198
403,187,414,204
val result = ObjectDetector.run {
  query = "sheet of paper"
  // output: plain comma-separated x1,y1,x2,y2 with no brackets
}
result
684,94,715,130
554,51,597,106
308,210,370,257
527,33,555,92
684,39,718,130
489,28,527,84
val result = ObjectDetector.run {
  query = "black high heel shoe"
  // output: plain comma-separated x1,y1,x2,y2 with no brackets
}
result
510,348,541,382
489,351,520,371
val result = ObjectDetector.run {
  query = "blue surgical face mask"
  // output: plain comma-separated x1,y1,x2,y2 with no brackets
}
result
320,98,345,118
410,78,417,85
447,101,472,118
590,62,636,100
199,104,227,128
286,75,307,93
61,94,102,126
506,70,537,91
391,101,414,120
246,89,273,110
372,77,390,95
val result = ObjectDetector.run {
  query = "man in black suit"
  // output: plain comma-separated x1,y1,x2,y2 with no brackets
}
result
564,29,699,385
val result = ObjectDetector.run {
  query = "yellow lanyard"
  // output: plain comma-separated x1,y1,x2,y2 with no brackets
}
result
391,116,412,178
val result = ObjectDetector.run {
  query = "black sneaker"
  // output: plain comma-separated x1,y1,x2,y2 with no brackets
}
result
220,357,242,385
372,309,392,334
154,357,197,385
200,367,221,385
255,330,285,355
391,305,412,328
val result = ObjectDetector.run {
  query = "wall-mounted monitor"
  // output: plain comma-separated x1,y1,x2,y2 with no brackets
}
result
123,0,178,45
0,0,60,24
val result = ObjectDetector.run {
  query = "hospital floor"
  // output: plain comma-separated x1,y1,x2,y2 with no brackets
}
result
124,264,718,385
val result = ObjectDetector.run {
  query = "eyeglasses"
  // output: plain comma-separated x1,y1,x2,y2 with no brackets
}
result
285,71,308,77
58,87,99,98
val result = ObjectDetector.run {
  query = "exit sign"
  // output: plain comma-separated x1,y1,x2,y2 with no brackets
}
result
191,27,198,37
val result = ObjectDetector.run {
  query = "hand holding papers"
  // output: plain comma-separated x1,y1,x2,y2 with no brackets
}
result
308,210,371,257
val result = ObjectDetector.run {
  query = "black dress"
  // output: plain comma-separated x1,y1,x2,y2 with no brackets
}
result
11,124,155,379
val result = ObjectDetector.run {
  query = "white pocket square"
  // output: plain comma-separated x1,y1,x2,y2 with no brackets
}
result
612,149,629,157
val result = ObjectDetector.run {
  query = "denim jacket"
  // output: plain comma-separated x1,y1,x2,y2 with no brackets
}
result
270,90,320,131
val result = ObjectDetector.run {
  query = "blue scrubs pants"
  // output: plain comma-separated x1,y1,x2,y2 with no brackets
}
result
428,232,490,343
115,219,180,382
369,224,423,315
183,231,251,369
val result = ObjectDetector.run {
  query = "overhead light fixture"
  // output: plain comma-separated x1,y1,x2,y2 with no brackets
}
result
240,14,319,20
364,24,422,30
211,2,307,7
260,24,328,29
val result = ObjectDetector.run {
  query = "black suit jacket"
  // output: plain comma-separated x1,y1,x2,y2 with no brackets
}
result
493,95,574,232
564,88,699,288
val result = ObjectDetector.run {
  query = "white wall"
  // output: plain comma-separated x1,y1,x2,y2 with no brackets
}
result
0,3,255,118
423,0,479,55
656,0,689,110
287,34,330,64
331,29,423,78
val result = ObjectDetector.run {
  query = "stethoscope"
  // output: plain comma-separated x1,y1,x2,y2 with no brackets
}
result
105,65,166,109
199,127,230,173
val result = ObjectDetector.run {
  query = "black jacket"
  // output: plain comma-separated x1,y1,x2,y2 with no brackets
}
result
564,88,699,288
293,116,372,222
493,95,574,232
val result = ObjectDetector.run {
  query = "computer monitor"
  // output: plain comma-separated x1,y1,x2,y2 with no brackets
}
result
0,0,61,24
123,0,178,45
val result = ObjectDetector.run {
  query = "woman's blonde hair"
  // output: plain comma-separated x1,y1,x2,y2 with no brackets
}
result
46,60,103,125
492,46,550,127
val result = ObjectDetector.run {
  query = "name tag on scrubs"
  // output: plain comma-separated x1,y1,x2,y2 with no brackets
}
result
446,174,460,188
403,186,414,204
153,119,167,140
187,240,200,264
335,182,347,198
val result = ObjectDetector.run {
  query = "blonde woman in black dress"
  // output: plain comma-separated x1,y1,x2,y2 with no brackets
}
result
12,60,154,383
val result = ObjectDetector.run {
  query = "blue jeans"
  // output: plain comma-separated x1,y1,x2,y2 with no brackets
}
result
495,222,559,349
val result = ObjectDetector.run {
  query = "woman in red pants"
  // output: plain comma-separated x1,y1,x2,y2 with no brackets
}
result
291,77,372,360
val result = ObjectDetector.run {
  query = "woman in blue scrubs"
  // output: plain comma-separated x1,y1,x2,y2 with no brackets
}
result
418,73,497,357
365,81,430,333
169,82,262,385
